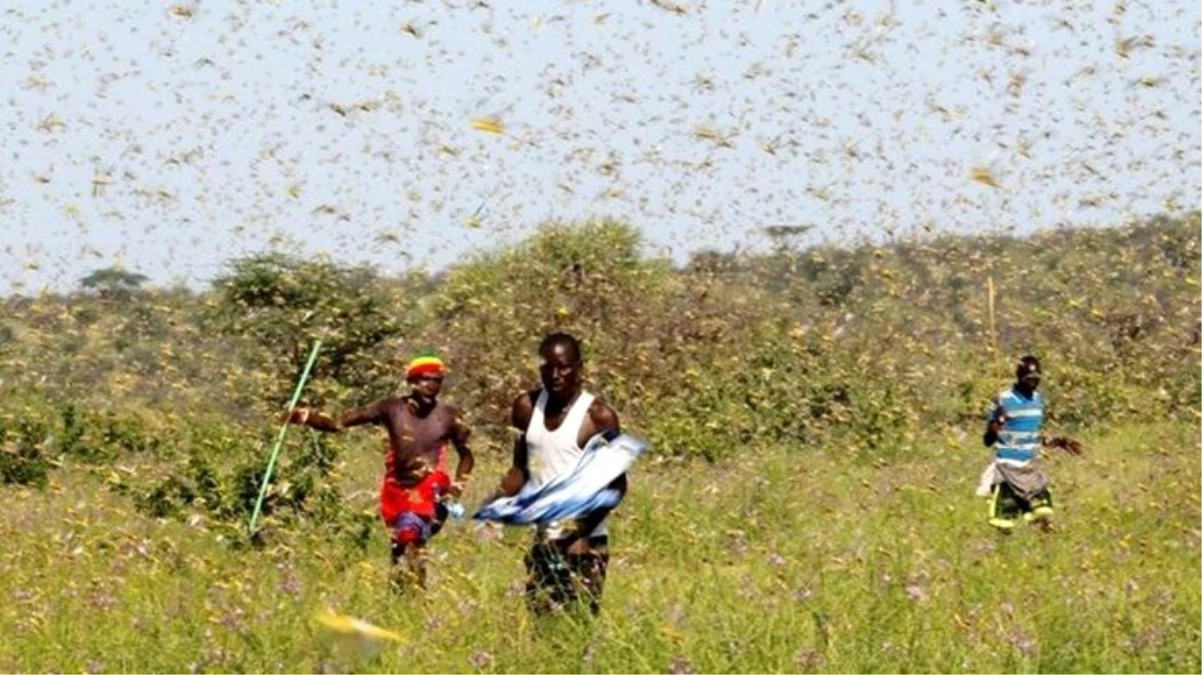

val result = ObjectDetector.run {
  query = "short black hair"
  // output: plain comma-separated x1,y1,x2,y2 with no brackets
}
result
539,332,583,363
1016,354,1041,379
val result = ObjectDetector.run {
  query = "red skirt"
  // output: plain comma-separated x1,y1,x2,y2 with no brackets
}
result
380,456,451,527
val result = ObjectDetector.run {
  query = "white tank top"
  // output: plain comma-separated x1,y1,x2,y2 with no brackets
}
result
526,389,607,538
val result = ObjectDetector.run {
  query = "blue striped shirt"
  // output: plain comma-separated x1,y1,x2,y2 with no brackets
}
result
987,386,1044,465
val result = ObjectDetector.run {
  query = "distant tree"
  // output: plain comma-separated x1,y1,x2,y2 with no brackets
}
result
761,224,813,251
209,253,408,401
757,224,815,294
80,267,148,301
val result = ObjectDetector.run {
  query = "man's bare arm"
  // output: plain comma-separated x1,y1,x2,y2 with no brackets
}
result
449,407,475,486
1039,404,1083,455
1043,435,1084,456
287,401,384,432
983,397,1004,447
497,434,529,497
496,393,533,498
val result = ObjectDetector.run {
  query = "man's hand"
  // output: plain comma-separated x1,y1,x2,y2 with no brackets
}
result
566,534,591,558
988,406,1009,433
282,407,311,425
498,466,525,498
448,478,469,498
1046,436,1084,456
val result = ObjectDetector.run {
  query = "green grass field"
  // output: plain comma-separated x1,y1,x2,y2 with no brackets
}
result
1,421,1197,673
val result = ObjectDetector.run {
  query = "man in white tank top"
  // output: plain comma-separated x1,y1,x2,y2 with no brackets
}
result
494,332,626,615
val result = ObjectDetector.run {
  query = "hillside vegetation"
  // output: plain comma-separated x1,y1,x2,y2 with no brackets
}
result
0,214,1198,672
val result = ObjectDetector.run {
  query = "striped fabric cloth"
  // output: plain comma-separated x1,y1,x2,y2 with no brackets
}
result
988,386,1045,466
474,432,649,525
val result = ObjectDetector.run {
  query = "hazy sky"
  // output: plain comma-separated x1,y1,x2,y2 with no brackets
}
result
1,0,1198,294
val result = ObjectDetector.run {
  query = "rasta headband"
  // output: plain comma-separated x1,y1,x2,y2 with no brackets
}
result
406,354,447,380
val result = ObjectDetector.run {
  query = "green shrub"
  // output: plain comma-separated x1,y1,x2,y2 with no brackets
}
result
0,414,52,487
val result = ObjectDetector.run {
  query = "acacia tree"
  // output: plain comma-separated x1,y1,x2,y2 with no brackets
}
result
79,267,149,301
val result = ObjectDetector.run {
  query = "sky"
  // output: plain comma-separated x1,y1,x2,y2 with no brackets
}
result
1,0,1198,294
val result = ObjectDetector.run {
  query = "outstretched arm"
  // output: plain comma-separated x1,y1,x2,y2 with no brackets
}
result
1039,403,1083,456
285,401,384,433
1043,435,1084,456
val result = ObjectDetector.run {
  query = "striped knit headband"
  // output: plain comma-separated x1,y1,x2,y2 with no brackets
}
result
406,354,446,380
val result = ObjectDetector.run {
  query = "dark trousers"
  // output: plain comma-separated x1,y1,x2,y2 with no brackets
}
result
990,481,1053,526
525,535,610,615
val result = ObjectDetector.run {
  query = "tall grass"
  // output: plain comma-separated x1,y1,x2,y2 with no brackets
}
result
1,421,1196,673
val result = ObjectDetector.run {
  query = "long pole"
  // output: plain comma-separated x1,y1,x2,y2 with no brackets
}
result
248,340,322,534
987,275,998,358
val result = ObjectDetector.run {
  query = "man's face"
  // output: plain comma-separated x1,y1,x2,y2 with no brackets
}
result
539,344,581,396
409,373,444,402
1019,364,1041,391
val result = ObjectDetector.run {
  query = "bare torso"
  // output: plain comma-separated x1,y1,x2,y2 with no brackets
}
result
353,397,464,484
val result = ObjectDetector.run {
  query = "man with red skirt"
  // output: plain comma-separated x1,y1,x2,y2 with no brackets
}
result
287,352,474,589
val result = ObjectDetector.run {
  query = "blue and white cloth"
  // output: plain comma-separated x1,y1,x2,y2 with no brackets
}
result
474,432,649,525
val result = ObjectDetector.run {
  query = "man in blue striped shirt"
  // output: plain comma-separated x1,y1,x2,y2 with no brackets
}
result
982,355,1083,532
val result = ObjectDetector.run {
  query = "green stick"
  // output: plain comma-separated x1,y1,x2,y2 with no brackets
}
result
987,275,997,357
248,340,322,534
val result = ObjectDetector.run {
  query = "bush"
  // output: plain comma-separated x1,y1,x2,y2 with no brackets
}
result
0,414,52,487
129,424,349,535
208,253,411,405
